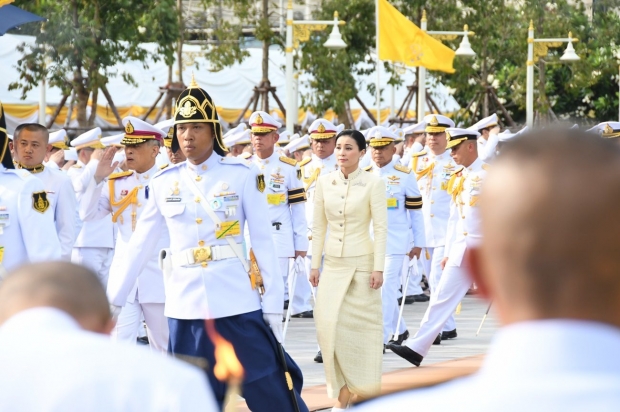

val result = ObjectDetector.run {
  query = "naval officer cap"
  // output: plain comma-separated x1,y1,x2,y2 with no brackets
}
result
223,128,251,148
424,114,455,133
445,127,481,149
468,113,498,132
0,101,13,169
587,121,620,139
101,133,125,147
359,129,370,142
389,125,405,143
49,129,70,150
278,130,298,146
309,119,344,140
71,127,104,150
367,126,399,147
121,117,165,146
154,119,175,148
497,129,516,143
403,121,426,135
284,134,310,153
173,75,227,156
249,111,281,134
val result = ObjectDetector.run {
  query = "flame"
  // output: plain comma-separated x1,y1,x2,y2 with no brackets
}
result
205,319,244,382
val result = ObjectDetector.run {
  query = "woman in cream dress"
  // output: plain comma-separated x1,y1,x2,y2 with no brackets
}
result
309,130,387,409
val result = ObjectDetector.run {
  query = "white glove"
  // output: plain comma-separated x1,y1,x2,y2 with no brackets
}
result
110,305,122,323
263,313,283,343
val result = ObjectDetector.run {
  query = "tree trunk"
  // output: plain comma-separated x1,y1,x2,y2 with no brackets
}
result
88,86,98,126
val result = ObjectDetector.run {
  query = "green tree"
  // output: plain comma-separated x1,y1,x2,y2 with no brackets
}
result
9,0,179,128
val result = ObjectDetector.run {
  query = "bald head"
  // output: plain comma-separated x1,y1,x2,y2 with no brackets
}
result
473,128,620,327
0,262,112,333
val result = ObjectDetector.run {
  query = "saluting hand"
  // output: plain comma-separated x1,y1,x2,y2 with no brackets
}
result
94,147,119,184
370,271,383,289
309,269,320,287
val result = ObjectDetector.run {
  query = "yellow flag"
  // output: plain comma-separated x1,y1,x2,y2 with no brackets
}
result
378,0,455,73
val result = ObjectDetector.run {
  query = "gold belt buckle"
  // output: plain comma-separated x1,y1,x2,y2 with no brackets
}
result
192,246,212,264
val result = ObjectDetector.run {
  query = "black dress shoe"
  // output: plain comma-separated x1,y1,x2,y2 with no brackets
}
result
388,330,410,346
314,350,323,363
413,293,430,302
283,300,289,310
291,310,313,318
433,334,441,345
397,295,416,305
137,336,149,345
387,344,423,366
441,329,458,340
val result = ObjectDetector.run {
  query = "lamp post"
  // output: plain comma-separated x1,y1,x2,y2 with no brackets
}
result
417,10,476,122
526,20,579,127
285,0,346,133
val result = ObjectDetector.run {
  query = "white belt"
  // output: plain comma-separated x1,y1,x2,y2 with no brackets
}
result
170,244,241,268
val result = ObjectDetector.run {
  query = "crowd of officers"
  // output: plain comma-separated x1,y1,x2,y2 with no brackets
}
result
1,78,619,410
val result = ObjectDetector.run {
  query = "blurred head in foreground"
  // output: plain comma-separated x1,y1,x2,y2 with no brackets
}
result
0,262,113,334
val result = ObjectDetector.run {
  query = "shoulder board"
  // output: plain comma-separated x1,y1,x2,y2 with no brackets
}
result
72,164,82,168
220,156,251,168
159,163,169,170
239,152,252,159
3,169,31,180
362,165,372,171
412,150,427,158
279,156,297,167
153,162,181,179
298,158,312,167
108,170,133,180
451,166,465,176
482,163,490,171
394,164,411,174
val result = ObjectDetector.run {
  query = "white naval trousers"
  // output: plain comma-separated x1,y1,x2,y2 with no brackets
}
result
71,247,113,287
112,296,169,353
281,257,313,315
406,261,472,357
382,255,408,344
422,246,456,332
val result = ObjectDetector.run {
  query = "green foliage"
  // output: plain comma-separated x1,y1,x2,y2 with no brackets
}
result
9,0,179,126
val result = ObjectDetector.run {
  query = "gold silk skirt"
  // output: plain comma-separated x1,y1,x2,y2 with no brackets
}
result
314,254,383,399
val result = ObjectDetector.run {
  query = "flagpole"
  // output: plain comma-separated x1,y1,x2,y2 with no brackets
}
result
417,10,427,122
375,0,381,126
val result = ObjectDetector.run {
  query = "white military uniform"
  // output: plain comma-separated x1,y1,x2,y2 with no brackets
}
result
405,157,487,357
366,158,425,344
67,159,116,286
248,152,311,314
108,154,283,320
0,307,217,411
410,148,458,333
20,165,76,260
80,163,170,352
0,165,61,273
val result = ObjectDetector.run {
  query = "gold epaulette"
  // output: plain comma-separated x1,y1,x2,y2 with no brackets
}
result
362,165,372,171
240,152,252,159
108,170,133,180
72,164,82,168
279,156,297,167
298,157,311,167
159,163,169,170
394,164,411,174
482,163,490,171
412,150,427,157
451,166,465,176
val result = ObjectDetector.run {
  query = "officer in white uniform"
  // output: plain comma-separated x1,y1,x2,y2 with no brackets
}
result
410,115,459,341
13,123,76,261
389,127,487,366
224,124,251,157
105,79,308,412
469,113,499,163
402,121,426,164
365,126,425,347
68,128,116,286
0,103,60,274
79,118,170,352
284,135,311,163
245,111,311,317
44,129,71,170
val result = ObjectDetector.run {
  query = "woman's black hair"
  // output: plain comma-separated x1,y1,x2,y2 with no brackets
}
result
335,129,366,151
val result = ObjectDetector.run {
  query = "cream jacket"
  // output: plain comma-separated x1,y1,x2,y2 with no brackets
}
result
311,168,387,272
